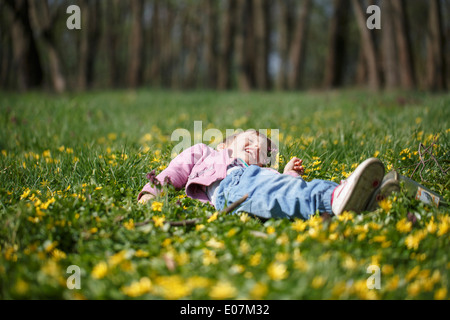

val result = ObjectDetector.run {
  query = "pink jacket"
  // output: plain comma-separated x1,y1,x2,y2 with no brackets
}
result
138,143,298,204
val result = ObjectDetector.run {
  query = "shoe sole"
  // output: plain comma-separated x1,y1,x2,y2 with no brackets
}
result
366,178,400,211
334,158,385,215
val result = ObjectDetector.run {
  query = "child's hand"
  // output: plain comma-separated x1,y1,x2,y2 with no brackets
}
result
138,193,155,204
284,157,304,175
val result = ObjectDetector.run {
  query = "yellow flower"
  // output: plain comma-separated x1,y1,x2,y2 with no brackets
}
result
291,219,307,232
267,262,288,281
337,211,354,222
434,288,447,300
206,237,225,250
154,275,191,299
405,230,426,250
152,215,165,228
121,277,152,297
202,249,218,266
266,226,275,234
151,201,163,212
249,252,262,266
239,212,250,223
396,218,412,233
186,276,211,290
109,250,127,266
195,224,205,231
209,281,237,299
107,133,117,141
250,282,268,299
226,228,238,237
51,248,67,261
379,199,392,212
426,217,437,233
42,150,51,158
20,188,31,200
134,249,149,258
342,255,357,270
382,265,394,275
407,280,422,297
123,219,135,230
372,235,386,243
437,218,449,236
4,246,18,262
311,276,326,289
14,279,29,295
207,212,218,223
386,275,400,291
91,262,108,279
44,241,58,253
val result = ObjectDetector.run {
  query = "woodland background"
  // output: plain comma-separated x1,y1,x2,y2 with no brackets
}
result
0,0,448,93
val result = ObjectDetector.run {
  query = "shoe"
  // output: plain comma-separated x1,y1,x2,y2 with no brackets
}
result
369,170,445,209
366,172,401,212
331,158,385,215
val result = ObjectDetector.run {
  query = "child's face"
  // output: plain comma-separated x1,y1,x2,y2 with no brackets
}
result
224,132,269,166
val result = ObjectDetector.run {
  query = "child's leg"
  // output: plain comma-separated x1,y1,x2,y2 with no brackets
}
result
214,158,385,220
214,166,338,220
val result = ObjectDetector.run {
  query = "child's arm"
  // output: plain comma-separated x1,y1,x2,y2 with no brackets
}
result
283,157,304,176
138,143,207,203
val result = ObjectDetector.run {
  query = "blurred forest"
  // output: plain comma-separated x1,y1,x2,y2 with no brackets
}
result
1,0,448,93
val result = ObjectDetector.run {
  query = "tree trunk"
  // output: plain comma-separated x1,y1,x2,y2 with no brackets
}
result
204,0,218,89
160,3,176,88
323,0,350,89
381,0,399,89
252,0,269,90
235,0,252,91
128,0,144,88
78,0,100,90
275,0,288,90
5,0,43,90
426,0,447,91
352,0,381,91
28,0,66,93
391,0,416,90
217,0,236,90
183,5,202,89
287,0,311,90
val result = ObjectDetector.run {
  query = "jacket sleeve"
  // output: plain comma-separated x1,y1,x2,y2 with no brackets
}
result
137,144,208,201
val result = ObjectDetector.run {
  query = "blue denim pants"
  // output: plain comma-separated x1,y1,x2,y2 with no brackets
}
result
214,165,338,220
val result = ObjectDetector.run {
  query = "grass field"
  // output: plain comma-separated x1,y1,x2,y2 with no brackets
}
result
0,90,449,300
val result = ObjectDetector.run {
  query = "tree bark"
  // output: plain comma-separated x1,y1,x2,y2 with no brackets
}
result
275,0,288,90
28,0,66,93
287,0,311,90
391,0,416,90
381,0,399,89
352,0,381,91
5,0,43,90
235,0,252,91
426,0,447,91
78,0,100,90
252,0,269,90
183,4,202,89
204,0,218,89
128,0,144,88
323,0,350,89
217,0,236,90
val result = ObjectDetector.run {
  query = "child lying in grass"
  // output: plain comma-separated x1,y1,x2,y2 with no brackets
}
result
138,129,385,220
